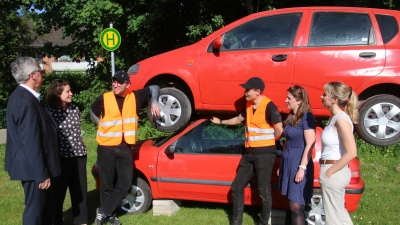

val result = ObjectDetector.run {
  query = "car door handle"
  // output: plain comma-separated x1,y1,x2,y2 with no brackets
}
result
359,52,376,58
272,54,287,62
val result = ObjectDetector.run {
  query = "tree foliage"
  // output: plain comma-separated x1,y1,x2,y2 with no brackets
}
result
0,0,36,109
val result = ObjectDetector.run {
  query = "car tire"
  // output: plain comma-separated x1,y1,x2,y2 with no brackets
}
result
119,177,152,214
356,94,400,146
147,87,192,132
304,194,325,225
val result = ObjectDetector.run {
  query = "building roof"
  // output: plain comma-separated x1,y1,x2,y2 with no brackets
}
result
29,27,73,47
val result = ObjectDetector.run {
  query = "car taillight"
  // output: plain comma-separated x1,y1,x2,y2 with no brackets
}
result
350,170,360,184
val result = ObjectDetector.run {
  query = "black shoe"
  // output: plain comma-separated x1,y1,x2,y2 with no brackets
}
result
95,208,107,225
107,215,122,225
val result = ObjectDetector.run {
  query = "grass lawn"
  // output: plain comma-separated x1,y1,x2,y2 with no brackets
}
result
1,137,399,225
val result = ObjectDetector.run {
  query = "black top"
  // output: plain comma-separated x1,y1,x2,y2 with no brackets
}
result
47,103,87,158
240,101,282,154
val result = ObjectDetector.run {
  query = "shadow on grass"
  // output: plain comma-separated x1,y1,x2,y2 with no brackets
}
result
178,200,264,225
60,189,100,224
179,200,291,225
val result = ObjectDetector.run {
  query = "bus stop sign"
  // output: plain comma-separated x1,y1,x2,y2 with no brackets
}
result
100,28,121,51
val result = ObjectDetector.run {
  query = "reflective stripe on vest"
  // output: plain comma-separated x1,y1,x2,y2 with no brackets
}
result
97,131,122,137
96,91,138,145
245,96,276,148
246,134,275,141
246,127,275,134
100,119,122,127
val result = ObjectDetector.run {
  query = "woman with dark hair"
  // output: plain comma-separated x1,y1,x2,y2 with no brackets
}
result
45,79,88,225
278,85,316,225
319,82,358,225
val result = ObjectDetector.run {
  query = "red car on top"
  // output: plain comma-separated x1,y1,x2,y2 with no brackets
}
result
127,6,400,146
92,119,364,225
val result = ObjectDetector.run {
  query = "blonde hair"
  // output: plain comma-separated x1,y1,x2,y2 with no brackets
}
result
324,82,358,123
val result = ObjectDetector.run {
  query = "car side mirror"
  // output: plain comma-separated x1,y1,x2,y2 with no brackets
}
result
213,36,223,50
165,143,176,155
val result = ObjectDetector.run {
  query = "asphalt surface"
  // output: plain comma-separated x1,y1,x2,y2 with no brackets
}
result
0,129,6,144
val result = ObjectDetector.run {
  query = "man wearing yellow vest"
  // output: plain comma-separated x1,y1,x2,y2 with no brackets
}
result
90,71,160,225
211,77,283,225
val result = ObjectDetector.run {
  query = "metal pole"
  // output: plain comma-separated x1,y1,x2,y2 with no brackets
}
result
110,22,115,76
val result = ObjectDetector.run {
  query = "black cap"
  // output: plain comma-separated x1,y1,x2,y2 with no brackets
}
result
112,71,130,82
240,77,265,91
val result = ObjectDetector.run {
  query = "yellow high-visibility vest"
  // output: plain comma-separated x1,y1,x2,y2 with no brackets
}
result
245,97,275,148
96,91,138,145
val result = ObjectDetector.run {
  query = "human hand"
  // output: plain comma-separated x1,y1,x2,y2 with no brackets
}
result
325,168,333,179
295,169,305,183
38,178,51,190
150,101,161,119
210,117,220,124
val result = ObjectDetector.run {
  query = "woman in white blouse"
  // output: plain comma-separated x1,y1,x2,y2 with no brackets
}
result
319,81,358,225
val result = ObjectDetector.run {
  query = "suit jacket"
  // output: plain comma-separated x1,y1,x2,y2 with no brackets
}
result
5,85,61,182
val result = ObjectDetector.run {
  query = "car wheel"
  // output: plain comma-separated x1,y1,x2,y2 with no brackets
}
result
147,87,192,132
304,195,325,225
119,177,152,214
356,94,400,146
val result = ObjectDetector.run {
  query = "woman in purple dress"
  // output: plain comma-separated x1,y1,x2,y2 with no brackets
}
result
278,85,316,225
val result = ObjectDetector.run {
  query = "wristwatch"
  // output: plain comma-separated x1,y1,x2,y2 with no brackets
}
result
299,165,307,170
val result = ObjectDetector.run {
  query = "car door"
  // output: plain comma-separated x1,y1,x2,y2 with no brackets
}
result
156,120,249,203
198,12,306,112
294,10,385,115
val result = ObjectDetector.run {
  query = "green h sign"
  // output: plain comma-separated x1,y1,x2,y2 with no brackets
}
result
100,28,121,51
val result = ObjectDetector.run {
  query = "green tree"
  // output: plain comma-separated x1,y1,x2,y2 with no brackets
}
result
30,0,252,70
0,1,36,110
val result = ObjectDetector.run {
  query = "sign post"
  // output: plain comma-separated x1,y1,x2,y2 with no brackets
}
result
100,23,121,76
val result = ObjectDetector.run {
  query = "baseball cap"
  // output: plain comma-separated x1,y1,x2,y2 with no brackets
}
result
240,77,265,91
112,71,130,83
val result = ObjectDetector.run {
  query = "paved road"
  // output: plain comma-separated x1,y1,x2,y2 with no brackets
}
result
0,129,6,144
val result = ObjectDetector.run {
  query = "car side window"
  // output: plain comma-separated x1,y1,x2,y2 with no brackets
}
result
174,120,245,154
221,13,302,50
309,12,373,46
376,14,399,44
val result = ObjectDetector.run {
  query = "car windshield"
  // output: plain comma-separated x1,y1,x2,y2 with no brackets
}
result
153,132,177,147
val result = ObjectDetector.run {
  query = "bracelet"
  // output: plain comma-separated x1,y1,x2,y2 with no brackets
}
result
299,165,306,170
220,119,223,125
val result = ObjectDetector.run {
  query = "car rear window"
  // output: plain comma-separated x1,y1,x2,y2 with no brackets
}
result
309,12,372,46
376,14,398,44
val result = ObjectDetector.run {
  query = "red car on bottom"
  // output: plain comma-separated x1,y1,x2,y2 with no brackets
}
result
92,119,364,224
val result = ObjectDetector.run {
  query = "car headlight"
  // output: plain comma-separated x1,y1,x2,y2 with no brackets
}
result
128,64,140,75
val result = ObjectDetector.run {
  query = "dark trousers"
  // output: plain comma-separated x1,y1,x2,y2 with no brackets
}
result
54,156,88,225
21,179,55,225
97,144,133,216
231,153,276,225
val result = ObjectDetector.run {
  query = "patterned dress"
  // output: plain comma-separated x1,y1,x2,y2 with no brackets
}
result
47,103,87,157
278,112,315,205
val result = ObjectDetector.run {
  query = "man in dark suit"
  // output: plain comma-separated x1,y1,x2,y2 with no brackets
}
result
5,57,61,225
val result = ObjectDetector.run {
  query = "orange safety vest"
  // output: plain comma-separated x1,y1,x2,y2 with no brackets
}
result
96,91,138,146
245,97,275,148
